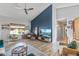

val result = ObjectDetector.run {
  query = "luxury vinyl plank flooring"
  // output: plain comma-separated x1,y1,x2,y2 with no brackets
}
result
5,39,53,56
25,39,53,56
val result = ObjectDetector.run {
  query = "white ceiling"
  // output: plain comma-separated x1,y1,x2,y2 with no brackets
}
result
0,3,51,23
55,3,79,9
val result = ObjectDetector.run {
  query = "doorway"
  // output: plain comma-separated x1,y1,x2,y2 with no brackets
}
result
57,19,68,45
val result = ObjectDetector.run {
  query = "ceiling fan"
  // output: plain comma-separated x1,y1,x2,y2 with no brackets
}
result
15,3,34,15
24,3,34,14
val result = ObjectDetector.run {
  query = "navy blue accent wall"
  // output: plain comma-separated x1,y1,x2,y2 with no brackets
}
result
31,5,52,35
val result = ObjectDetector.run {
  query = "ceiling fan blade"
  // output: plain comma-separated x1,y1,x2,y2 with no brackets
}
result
27,8,34,10
24,9,28,14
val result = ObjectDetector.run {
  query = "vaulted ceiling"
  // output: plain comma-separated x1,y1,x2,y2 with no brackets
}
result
55,3,79,8
0,3,51,23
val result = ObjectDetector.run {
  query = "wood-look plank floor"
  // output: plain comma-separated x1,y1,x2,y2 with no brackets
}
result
5,39,53,56
23,39,53,56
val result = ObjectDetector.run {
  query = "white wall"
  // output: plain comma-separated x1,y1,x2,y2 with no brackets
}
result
56,5,79,19
52,4,59,56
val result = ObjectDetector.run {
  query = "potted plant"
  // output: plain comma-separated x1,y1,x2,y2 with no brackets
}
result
68,41,77,49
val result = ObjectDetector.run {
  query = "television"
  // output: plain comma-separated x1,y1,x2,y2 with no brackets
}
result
39,29,51,38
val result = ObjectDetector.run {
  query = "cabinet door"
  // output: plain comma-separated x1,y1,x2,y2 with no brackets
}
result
73,17,79,41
